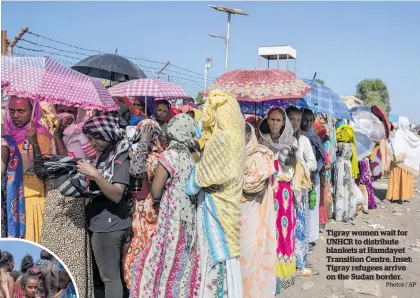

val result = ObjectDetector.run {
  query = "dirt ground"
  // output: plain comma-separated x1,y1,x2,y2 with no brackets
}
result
279,177,420,298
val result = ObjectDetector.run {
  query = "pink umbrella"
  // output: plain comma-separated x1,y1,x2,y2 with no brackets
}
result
108,78,190,100
1,56,117,111
203,69,312,102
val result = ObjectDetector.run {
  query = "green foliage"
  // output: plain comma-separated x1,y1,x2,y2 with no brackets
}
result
315,79,325,85
356,79,391,113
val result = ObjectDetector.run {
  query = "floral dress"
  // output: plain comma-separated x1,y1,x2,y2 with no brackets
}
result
334,142,356,222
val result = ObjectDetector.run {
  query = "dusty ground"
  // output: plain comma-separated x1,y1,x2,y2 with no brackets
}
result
280,177,420,298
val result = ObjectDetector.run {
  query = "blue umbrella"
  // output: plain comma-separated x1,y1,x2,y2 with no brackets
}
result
389,114,399,123
239,98,309,117
301,79,352,120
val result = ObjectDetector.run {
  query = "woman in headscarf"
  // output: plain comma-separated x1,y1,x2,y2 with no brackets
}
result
1,135,25,239
258,107,297,293
40,104,94,298
185,90,245,298
76,112,131,298
130,114,200,298
122,119,166,290
313,122,331,229
181,105,202,138
285,106,317,276
387,116,420,203
240,123,276,298
5,96,52,243
334,123,359,222
300,109,329,248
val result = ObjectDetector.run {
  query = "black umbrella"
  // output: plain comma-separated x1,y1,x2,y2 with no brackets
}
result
71,53,147,82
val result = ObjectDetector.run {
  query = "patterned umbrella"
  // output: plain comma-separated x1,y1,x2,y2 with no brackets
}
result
1,56,117,111
108,78,190,100
301,79,352,120
239,98,310,117
203,69,312,102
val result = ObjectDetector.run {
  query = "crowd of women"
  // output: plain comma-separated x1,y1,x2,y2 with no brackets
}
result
0,249,76,298
1,87,420,298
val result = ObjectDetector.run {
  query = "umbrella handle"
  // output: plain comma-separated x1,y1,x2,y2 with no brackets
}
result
29,100,37,127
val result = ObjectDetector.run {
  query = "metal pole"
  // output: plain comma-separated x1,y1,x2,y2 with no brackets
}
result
225,12,231,72
1,31,7,55
204,60,208,89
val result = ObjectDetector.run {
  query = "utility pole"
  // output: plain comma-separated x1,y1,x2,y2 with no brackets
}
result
204,57,212,89
157,61,170,79
1,31,7,55
7,26,29,56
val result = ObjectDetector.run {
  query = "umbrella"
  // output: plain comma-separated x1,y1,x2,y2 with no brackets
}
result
355,131,375,161
108,78,190,100
301,79,352,120
1,56,117,111
239,98,310,117
71,53,147,81
351,108,386,142
203,69,312,102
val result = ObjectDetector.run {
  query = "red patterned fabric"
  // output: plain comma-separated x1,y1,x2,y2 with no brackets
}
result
203,69,312,102
108,78,190,99
1,56,117,111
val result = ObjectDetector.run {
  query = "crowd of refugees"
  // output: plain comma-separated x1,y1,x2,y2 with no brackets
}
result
0,249,75,298
1,88,420,298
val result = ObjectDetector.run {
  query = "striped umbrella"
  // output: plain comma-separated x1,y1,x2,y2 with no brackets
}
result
1,56,117,111
301,79,352,120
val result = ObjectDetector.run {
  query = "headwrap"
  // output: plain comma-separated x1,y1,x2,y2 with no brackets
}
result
389,116,420,176
52,105,94,159
167,113,196,150
195,89,245,261
336,119,347,129
79,113,130,196
336,124,359,178
82,112,123,143
5,97,52,145
313,122,327,141
130,119,166,180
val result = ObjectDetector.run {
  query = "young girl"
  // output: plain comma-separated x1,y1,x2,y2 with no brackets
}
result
20,274,39,298
0,250,14,298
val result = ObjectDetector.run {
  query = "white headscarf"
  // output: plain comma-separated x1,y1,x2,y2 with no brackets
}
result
390,116,420,175
52,106,93,159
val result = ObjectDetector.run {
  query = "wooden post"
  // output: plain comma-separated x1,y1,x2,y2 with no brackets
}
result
7,26,29,55
277,54,279,70
1,31,6,55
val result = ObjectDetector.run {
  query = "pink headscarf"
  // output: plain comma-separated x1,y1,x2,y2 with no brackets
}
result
5,97,52,145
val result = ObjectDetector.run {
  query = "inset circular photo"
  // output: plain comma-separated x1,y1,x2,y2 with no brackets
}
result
0,239,78,298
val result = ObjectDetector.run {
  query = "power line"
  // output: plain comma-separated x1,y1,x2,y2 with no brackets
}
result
15,45,80,60
20,38,90,57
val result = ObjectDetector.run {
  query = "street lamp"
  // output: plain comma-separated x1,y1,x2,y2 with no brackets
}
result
208,5,248,72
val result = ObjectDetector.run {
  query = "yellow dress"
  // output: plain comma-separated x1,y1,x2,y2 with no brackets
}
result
19,134,52,243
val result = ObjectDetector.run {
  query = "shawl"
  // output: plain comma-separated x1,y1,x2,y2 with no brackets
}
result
243,123,275,195
166,114,197,227
195,89,245,260
130,119,166,180
52,106,94,159
1,136,25,238
301,126,326,163
371,105,391,139
390,116,420,176
313,122,330,163
336,124,359,178
258,107,296,183
5,98,52,145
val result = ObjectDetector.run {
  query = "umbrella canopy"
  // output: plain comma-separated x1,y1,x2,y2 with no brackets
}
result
355,131,375,161
239,98,310,117
203,69,312,102
71,53,147,81
108,78,190,100
1,56,117,111
350,108,387,142
301,79,352,120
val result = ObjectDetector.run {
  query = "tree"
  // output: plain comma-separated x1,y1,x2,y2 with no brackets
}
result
314,79,325,85
356,79,391,113
195,92,204,104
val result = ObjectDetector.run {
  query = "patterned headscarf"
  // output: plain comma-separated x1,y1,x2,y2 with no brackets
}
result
130,119,166,179
167,113,196,151
82,112,123,143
